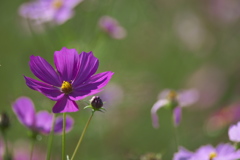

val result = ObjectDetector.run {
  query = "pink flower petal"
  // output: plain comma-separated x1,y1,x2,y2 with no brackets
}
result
54,9,74,24
12,97,36,128
150,99,168,128
54,47,79,81
74,71,114,90
69,89,102,101
29,55,61,86
24,76,64,101
173,106,182,126
52,96,79,113
35,111,53,134
72,52,99,87
54,115,74,134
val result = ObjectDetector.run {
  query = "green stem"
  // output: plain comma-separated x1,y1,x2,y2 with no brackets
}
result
46,114,56,160
62,113,67,160
2,131,9,158
30,139,35,160
172,116,179,151
173,126,179,151
71,112,95,160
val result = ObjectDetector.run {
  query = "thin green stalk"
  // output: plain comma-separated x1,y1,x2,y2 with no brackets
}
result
71,112,95,160
62,113,67,160
46,114,56,160
173,126,179,151
30,140,35,160
2,131,9,158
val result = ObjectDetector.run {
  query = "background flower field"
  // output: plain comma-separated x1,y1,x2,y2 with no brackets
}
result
1,0,240,159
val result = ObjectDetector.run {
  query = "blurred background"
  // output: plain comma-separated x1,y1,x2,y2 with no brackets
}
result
1,0,240,159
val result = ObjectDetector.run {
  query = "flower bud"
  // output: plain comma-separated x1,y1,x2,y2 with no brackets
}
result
0,112,10,131
90,96,103,109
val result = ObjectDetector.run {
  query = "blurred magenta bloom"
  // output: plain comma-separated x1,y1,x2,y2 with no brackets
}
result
99,16,127,39
173,12,208,52
12,97,73,134
187,65,227,108
151,89,198,128
208,0,240,24
19,0,83,25
24,47,114,113
97,83,124,108
228,121,240,142
0,140,53,160
173,147,193,160
174,144,240,160
205,103,240,133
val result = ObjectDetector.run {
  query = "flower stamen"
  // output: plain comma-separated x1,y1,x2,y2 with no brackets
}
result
167,90,178,100
61,81,73,94
52,0,63,9
209,152,217,160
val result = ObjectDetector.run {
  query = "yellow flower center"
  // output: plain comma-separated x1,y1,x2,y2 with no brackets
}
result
52,0,63,9
209,152,217,160
61,81,73,94
167,90,178,100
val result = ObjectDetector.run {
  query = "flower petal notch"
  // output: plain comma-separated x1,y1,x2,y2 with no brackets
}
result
24,47,114,113
12,97,74,135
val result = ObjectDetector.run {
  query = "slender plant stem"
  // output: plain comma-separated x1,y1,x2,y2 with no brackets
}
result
71,112,95,160
30,139,35,160
173,126,179,151
172,114,179,151
2,131,9,158
46,114,56,160
62,113,67,160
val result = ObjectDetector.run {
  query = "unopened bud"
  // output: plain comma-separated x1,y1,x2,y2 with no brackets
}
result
90,96,103,109
0,112,10,131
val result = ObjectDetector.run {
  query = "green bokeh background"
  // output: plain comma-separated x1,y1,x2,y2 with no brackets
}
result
1,0,240,159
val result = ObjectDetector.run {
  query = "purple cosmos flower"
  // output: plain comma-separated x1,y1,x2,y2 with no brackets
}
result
12,97,73,134
228,121,240,142
173,147,193,160
151,89,198,128
174,144,240,160
24,47,114,113
19,0,83,25
99,16,127,39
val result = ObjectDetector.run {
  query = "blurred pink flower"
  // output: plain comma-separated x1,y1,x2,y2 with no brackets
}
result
12,97,74,134
0,140,52,160
208,0,240,24
96,83,124,108
151,89,198,128
19,0,83,25
99,16,127,39
228,121,240,143
186,65,227,108
174,12,208,52
205,102,240,133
